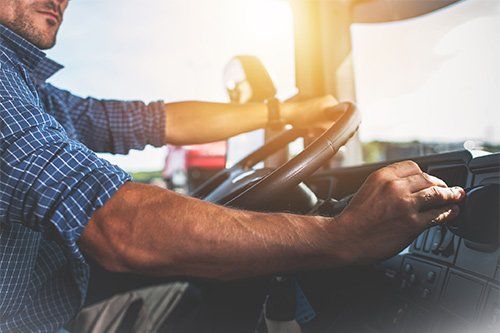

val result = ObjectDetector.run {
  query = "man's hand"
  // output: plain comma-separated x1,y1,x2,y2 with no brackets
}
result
334,161,465,263
283,95,340,129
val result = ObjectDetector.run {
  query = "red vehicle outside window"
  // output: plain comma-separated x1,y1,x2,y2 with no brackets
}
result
163,141,227,192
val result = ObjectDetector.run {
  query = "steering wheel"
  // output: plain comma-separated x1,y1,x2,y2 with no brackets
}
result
192,102,360,212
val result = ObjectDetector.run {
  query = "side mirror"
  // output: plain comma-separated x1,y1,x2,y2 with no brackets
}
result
223,55,277,104
448,184,500,251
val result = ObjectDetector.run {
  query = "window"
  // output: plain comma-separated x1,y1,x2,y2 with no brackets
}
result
351,0,500,162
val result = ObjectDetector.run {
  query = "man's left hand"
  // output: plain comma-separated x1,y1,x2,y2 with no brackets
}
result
282,95,341,130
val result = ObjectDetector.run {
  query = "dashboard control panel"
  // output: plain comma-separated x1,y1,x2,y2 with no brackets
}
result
306,151,499,332
394,154,500,331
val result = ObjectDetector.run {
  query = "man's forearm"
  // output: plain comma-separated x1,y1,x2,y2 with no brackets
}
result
79,161,465,281
79,182,354,280
163,96,342,145
164,101,274,145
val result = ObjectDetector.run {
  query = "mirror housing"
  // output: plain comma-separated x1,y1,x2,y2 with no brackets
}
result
223,55,277,104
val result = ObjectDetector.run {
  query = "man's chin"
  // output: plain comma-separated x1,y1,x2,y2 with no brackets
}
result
37,36,56,50
33,23,59,49
27,28,57,50
25,33,56,50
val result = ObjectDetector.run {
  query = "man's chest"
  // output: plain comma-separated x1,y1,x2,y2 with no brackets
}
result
35,84,78,140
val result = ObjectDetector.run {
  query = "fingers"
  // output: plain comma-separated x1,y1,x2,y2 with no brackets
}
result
418,204,461,228
405,172,448,193
414,186,465,211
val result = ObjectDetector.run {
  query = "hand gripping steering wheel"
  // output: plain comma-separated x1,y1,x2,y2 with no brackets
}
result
192,102,361,212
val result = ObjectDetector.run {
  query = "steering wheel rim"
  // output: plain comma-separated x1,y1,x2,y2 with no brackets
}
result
192,102,360,211
226,102,360,211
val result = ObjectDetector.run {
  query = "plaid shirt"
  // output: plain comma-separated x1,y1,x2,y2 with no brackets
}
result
0,24,166,332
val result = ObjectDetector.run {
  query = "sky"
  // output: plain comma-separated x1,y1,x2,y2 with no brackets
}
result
46,0,295,172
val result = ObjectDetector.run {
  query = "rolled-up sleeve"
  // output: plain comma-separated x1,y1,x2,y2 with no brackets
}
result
38,83,166,154
0,70,131,262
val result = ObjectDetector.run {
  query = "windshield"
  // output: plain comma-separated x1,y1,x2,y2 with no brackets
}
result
351,0,500,162
47,0,295,173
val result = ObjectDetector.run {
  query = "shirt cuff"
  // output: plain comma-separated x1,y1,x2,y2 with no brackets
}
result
146,100,167,148
48,163,131,264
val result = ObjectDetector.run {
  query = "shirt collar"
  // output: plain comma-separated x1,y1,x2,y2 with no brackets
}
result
0,24,63,83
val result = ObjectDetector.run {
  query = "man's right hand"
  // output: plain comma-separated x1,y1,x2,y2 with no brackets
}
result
334,160,465,264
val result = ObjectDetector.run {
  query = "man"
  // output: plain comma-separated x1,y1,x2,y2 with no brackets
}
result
0,0,465,332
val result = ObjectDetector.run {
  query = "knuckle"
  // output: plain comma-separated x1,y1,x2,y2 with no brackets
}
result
402,160,420,172
370,169,388,182
423,191,434,204
402,197,415,211
430,186,442,199
421,173,435,185
405,160,419,168
407,213,421,227
423,172,446,187
387,160,421,176
382,179,397,193
387,179,403,192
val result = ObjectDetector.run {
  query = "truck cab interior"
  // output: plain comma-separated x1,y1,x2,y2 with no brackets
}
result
86,0,500,332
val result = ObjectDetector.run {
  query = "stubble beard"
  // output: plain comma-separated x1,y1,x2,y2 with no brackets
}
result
6,4,57,50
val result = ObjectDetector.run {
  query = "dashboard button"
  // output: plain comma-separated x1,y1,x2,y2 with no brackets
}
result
438,230,455,255
409,274,417,286
426,271,437,284
431,227,444,253
415,232,425,250
404,263,413,273
424,229,434,252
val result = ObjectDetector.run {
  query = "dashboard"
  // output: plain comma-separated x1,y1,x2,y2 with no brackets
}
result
305,151,500,332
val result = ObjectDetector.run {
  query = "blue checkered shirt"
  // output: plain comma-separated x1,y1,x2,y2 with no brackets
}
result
0,24,166,332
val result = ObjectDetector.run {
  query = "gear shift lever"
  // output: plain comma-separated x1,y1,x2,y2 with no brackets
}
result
447,184,500,249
